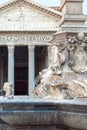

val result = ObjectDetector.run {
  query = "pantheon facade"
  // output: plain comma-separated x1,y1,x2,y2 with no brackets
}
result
0,0,62,97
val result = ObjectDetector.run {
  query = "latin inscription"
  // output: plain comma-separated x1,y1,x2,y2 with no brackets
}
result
0,35,53,44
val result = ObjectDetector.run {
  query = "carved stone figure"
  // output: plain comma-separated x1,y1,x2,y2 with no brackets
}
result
35,45,67,99
35,33,87,100
35,73,69,99
68,80,87,99
3,82,14,99
49,45,65,74
67,33,87,74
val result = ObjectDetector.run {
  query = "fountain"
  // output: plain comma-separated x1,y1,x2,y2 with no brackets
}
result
0,0,86,129
35,33,87,100
0,33,87,130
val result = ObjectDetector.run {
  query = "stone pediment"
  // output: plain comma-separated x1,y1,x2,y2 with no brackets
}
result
0,0,62,31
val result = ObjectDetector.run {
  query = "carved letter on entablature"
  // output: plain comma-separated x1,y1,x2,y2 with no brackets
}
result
67,32,87,74
0,34,54,45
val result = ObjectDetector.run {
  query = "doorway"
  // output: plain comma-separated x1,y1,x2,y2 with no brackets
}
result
15,46,28,95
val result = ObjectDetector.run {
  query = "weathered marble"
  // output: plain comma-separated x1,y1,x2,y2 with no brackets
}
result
28,45,35,97
3,82,14,99
0,0,61,31
0,98,86,129
0,0,87,129
8,46,14,94
35,33,87,100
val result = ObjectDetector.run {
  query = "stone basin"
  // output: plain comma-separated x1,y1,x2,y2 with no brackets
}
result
0,96,87,129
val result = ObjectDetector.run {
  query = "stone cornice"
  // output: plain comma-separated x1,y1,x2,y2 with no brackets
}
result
0,31,56,34
61,0,83,10
54,31,87,35
0,0,62,18
59,15,86,27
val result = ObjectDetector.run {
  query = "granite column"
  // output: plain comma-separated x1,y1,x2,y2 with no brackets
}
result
8,45,14,94
28,45,35,97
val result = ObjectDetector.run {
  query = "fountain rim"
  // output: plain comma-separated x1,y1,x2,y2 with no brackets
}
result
0,96,87,106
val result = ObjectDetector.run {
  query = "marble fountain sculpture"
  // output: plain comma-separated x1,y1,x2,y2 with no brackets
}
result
35,32,87,100
3,82,14,99
1,32,87,130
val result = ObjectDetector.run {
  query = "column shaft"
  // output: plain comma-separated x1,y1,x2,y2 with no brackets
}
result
8,46,14,94
28,45,35,97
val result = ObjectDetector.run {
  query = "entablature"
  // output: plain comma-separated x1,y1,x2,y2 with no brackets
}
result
0,31,55,46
